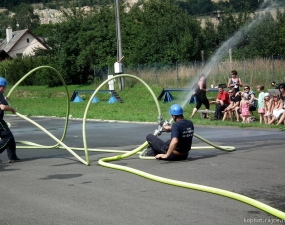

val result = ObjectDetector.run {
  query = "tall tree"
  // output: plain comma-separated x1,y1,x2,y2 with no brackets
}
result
123,0,202,65
12,3,40,31
0,10,13,39
229,0,259,12
234,11,280,59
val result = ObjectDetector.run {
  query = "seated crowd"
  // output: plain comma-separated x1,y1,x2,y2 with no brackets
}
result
189,70,285,125
212,83,285,125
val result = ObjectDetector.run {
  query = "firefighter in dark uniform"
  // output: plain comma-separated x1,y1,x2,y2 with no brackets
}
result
146,104,194,161
0,77,20,163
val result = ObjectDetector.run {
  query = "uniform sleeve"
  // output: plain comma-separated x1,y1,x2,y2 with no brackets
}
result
171,123,180,139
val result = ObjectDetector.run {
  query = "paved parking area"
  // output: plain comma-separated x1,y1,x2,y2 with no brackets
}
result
1,116,285,225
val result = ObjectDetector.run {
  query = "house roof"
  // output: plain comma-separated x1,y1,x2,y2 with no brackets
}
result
0,29,50,53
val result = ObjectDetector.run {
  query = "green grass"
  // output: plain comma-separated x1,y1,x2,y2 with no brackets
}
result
5,83,284,130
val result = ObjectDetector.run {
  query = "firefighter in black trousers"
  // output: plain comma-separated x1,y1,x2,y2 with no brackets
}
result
145,104,194,161
0,77,20,163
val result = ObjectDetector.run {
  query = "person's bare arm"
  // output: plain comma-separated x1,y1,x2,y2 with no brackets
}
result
0,104,17,114
239,78,243,87
278,100,283,109
249,93,255,105
227,79,232,88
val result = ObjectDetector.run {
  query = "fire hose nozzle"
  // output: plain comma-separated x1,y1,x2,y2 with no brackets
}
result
155,119,171,136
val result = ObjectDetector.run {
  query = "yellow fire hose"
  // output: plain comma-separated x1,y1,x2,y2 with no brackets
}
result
6,66,285,219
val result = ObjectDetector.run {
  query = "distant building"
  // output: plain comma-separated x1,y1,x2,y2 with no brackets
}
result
0,50,11,61
0,27,49,59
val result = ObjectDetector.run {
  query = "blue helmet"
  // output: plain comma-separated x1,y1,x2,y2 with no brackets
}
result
169,104,183,116
0,77,7,87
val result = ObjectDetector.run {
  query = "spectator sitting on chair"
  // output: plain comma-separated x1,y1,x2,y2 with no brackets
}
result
212,85,230,120
278,82,285,106
243,85,257,112
222,88,241,121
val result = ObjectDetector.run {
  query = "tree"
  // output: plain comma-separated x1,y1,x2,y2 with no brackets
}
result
123,0,202,65
229,0,259,12
232,12,280,59
202,19,218,57
12,3,40,31
34,5,117,84
0,10,13,39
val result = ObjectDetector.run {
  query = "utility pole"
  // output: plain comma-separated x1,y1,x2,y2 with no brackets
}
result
16,19,19,31
212,10,224,23
114,0,124,90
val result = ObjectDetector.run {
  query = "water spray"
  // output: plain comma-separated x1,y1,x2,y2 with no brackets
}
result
180,0,285,109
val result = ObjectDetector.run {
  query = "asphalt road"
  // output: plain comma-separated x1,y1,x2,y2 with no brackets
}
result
1,116,285,225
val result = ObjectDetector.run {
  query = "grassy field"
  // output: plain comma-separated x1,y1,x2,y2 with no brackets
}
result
5,83,284,130
124,59,285,89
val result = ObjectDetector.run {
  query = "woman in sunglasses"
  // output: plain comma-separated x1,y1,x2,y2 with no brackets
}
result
222,89,241,121
235,85,256,122
243,85,257,111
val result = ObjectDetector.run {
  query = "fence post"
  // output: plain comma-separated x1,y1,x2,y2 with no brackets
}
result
195,60,197,76
176,62,180,87
201,50,205,67
243,59,247,84
271,55,276,82
154,63,159,86
229,48,232,70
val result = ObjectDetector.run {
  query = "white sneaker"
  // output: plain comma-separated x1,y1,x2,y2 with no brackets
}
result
8,157,21,163
142,146,155,156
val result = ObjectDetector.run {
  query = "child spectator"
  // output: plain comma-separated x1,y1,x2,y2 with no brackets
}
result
255,85,265,124
268,94,284,124
233,91,242,122
263,93,272,124
240,93,250,123
235,85,256,122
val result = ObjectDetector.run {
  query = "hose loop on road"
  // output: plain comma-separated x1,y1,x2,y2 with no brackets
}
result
7,68,285,219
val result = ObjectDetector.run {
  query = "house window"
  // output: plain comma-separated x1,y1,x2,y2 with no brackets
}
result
27,38,29,43
16,53,23,58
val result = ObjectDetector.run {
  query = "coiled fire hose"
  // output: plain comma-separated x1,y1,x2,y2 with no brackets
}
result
6,66,285,219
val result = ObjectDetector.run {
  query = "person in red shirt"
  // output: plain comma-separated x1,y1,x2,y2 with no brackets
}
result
213,85,230,120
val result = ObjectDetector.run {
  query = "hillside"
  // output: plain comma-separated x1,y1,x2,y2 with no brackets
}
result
33,0,140,24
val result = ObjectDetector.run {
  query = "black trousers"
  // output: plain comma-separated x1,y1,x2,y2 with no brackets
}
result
195,95,210,110
146,134,188,161
0,120,17,160
215,103,229,119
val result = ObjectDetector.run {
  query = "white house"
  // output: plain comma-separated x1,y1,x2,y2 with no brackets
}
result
0,27,49,58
